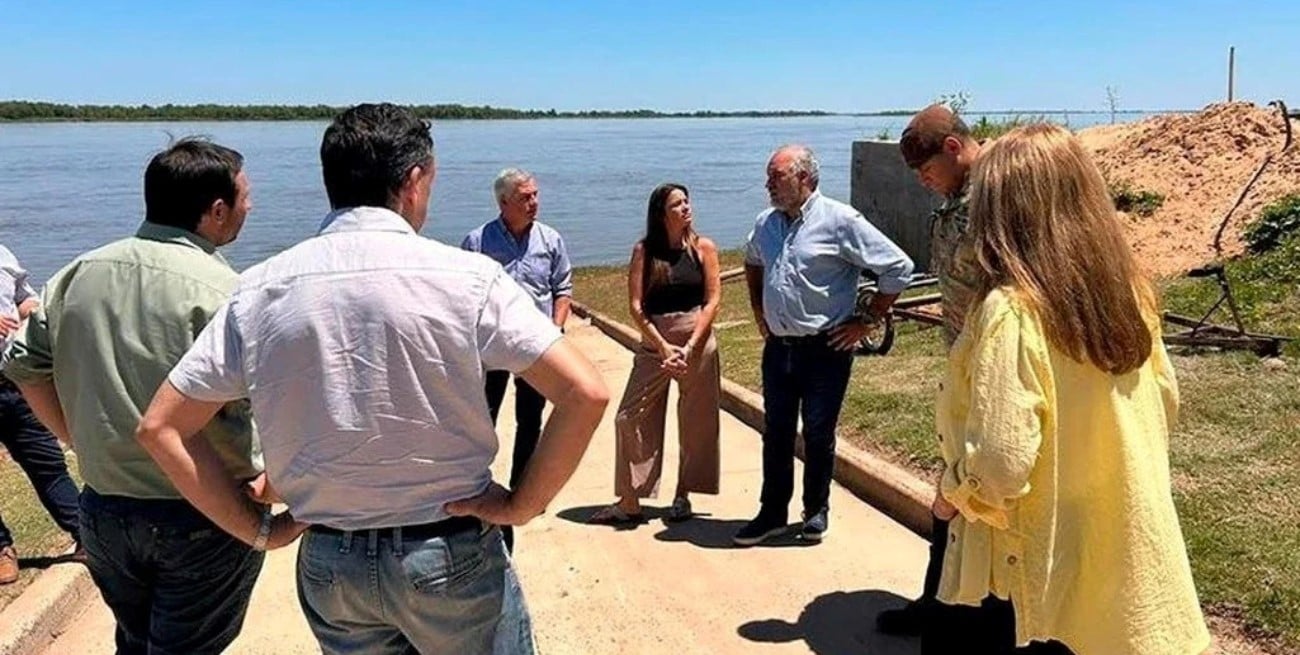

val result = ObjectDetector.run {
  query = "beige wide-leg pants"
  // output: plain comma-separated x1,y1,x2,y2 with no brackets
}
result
614,309,721,498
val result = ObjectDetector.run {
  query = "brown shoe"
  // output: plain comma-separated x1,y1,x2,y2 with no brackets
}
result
0,546,18,585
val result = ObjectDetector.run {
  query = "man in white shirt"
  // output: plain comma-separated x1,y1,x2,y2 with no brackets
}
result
135,103,610,654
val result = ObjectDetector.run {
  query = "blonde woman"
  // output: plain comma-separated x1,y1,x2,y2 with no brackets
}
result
590,183,722,525
930,124,1210,655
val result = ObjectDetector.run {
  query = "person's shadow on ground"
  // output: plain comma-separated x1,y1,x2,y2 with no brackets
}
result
652,516,816,549
19,553,82,570
558,507,817,548
738,589,919,655
557,504,667,532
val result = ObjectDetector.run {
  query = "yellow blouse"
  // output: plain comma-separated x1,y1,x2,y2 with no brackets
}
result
936,287,1210,655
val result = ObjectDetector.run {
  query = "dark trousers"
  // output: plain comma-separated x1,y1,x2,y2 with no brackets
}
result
759,335,854,520
484,371,546,551
921,596,1074,654
0,382,80,548
80,487,265,655
921,517,949,601
920,519,1073,655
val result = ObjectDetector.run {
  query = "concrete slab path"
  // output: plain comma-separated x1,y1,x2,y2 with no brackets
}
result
41,320,926,655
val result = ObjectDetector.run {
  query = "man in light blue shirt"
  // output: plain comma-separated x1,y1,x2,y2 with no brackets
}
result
0,246,39,356
734,144,914,547
461,168,573,552
0,244,81,585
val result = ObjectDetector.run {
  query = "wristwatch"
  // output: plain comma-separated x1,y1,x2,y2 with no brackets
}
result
252,509,273,551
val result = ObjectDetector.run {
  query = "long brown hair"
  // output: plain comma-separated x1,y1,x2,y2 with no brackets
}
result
968,123,1154,374
642,183,699,291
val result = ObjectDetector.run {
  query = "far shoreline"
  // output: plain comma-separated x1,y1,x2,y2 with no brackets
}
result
0,100,1185,124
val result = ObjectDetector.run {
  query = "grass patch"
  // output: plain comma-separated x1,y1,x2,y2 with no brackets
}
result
1163,234,1300,358
576,248,1300,651
0,450,80,611
1110,178,1166,217
1168,355,1299,647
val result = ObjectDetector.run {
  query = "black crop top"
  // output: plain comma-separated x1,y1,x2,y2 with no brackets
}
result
642,248,705,315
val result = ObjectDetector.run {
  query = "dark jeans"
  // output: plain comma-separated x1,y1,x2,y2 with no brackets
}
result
920,519,1073,655
80,487,265,655
485,371,546,551
759,335,854,520
0,382,80,548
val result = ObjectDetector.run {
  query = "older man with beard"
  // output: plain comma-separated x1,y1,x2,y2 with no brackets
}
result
734,144,914,547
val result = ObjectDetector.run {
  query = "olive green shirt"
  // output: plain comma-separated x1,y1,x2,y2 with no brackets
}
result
3,223,262,499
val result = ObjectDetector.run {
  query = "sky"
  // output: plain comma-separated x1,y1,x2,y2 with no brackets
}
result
0,0,1295,113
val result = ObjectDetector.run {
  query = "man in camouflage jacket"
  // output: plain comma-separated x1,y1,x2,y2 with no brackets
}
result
876,104,983,641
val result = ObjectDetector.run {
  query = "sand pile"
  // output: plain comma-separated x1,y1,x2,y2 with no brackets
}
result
1076,102,1300,278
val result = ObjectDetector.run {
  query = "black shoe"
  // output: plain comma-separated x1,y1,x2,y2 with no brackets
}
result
732,511,788,546
875,599,926,636
800,507,828,542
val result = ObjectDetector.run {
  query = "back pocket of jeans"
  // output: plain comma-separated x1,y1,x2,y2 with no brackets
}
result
297,532,337,587
402,533,489,594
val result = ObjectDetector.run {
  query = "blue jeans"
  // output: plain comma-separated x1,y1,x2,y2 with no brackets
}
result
79,487,264,655
759,335,854,519
0,382,80,548
296,521,535,655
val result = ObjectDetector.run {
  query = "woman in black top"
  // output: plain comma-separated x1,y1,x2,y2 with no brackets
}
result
590,183,722,524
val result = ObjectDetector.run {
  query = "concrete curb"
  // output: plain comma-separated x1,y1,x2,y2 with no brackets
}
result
0,553,95,655
572,301,935,540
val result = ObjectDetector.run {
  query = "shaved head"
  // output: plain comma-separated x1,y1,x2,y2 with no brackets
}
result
900,104,972,169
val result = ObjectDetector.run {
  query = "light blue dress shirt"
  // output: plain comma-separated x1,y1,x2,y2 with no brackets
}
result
0,244,37,355
744,191,914,337
461,218,573,319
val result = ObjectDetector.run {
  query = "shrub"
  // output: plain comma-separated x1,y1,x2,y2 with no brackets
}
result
1110,179,1165,217
1244,193,1300,254
969,115,1047,141
1242,230,1300,283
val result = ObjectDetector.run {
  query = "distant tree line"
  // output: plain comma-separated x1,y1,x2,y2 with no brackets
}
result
0,101,837,122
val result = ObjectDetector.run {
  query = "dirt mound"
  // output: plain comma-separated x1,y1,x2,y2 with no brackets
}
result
1076,102,1299,278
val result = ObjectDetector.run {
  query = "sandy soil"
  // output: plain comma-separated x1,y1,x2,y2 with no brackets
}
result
1076,102,1299,278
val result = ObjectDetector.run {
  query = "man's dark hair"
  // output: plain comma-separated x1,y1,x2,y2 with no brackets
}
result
899,104,972,169
320,103,435,210
143,138,243,231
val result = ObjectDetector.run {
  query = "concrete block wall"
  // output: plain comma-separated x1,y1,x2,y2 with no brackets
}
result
850,140,943,273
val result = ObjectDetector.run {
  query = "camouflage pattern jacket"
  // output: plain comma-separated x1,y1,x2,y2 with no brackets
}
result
930,191,981,346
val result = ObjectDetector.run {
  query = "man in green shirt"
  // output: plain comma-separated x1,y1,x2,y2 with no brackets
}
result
4,139,264,655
